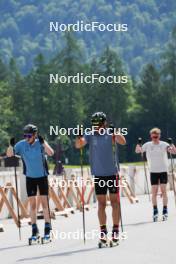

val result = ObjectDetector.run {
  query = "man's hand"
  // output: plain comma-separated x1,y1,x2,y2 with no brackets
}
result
135,144,143,154
7,137,15,157
6,146,14,157
167,144,176,154
75,137,86,149
115,134,126,145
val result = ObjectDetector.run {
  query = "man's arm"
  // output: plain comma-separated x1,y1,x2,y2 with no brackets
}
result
44,141,54,156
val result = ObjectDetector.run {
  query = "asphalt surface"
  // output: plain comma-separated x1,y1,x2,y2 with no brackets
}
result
0,192,176,264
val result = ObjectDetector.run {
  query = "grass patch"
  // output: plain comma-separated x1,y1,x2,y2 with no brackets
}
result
49,161,143,169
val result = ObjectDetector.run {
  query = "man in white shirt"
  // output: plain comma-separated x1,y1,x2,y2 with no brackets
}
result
135,128,176,221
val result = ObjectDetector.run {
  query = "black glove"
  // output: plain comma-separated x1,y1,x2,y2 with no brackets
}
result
10,137,15,147
38,135,44,144
109,123,115,134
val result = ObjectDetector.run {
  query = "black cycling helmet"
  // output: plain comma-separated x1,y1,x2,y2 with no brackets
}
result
91,112,107,126
23,124,38,134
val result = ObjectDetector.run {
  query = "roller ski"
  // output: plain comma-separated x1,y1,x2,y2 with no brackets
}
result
41,222,52,244
153,206,158,222
109,226,119,247
162,206,168,221
98,226,109,248
28,224,40,245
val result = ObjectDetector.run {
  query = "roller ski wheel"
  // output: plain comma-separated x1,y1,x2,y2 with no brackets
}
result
109,239,119,247
28,235,40,245
41,234,52,244
98,239,109,248
162,214,168,221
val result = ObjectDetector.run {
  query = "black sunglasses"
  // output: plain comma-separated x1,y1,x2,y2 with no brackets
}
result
24,134,33,139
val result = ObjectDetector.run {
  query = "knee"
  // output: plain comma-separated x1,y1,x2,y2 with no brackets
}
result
41,200,48,210
111,200,118,209
152,189,158,196
42,203,48,210
161,189,167,197
98,201,106,210
30,203,36,211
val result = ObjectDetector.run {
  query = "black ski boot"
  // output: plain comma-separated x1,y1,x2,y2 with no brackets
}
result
162,206,168,221
41,222,52,244
110,225,119,247
98,225,108,248
28,224,40,245
153,206,158,222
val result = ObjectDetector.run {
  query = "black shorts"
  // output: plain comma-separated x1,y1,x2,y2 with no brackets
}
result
94,175,119,195
26,176,49,197
150,172,168,186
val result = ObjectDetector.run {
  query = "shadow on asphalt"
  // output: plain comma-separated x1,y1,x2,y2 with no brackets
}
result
0,244,29,251
17,246,105,262
124,220,162,227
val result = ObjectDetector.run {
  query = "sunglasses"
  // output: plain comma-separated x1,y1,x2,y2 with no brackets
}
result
24,134,33,139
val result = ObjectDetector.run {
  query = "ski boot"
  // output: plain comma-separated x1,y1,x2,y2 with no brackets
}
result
109,225,119,247
98,225,108,248
41,222,52,244
162,206,168,221
28,224,40,245
153,206,158,222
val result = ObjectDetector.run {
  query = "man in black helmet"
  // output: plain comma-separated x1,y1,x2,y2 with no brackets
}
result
75,112,126,245
7,124,54,240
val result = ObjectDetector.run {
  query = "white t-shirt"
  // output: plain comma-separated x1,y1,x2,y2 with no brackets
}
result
142,141,169,173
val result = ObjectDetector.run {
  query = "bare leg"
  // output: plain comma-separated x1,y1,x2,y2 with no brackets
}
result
40,195,50,223
109,193,120,226
29,196,37,224
97,195,107,226
151,185,159,206
160,184,168,207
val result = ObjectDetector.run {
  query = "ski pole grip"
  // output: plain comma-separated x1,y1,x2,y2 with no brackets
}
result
78,128,83,139
10,137,15,147
138,137,142,146
167,138,173,145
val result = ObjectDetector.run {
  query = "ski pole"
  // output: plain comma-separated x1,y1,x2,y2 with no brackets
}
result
116,175,123,233
167,138,176,207
80,147,86,244
10,138,21,240
111,128,124,233
38,135,52,230
138,138,150,201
